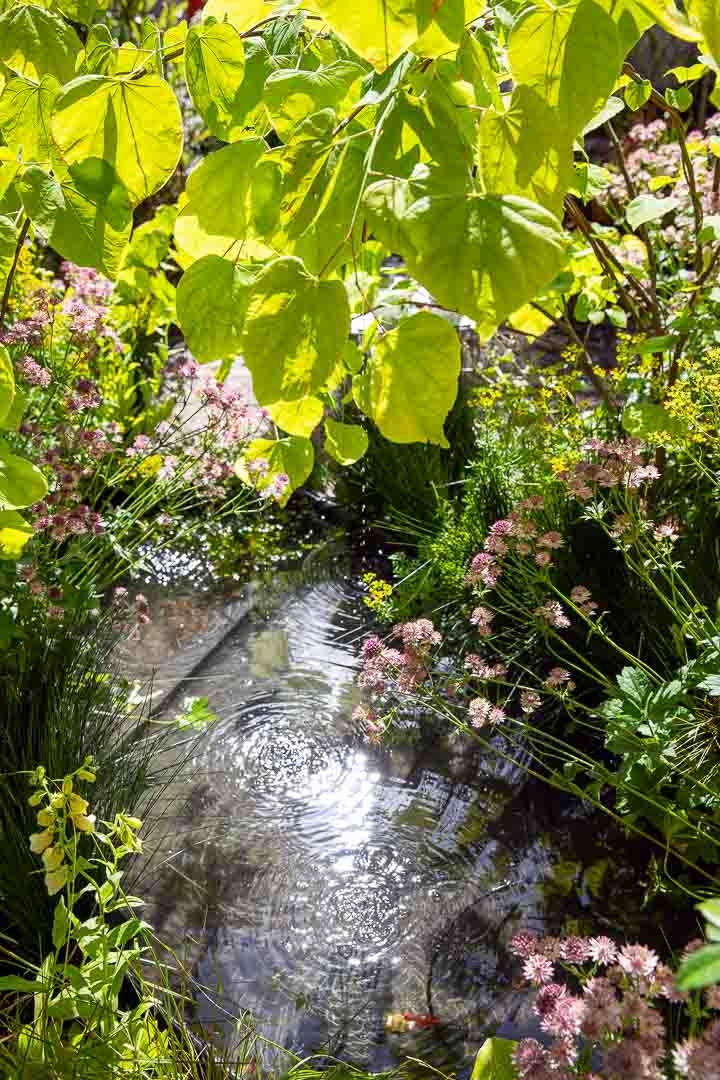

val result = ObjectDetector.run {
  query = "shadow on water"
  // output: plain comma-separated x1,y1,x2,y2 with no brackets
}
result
129,544,693,1073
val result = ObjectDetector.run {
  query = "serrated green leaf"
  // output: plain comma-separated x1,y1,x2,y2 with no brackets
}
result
0,75,59,165
363,170,568,340
324,418,368,464
174,139,280,260
185,21,246,140
176,255,254,362
51,74,183,205
0,444,47,510
242,256,350,404
353,311,460,446
0,345,15,426
237,434,314,506
626,194,679,229
267,397,324,437
0,4,82,83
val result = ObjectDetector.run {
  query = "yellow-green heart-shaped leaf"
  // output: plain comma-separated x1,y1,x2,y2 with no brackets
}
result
176,255,255,362
324,418,368,464
0,509,32,560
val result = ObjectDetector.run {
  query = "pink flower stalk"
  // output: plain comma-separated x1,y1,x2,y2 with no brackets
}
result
545,667,576,691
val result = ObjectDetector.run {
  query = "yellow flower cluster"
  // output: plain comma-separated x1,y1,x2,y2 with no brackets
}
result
664,348,720,445
361,571,393,613
28,766,97,896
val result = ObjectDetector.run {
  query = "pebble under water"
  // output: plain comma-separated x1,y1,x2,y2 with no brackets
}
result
134,558,686,1073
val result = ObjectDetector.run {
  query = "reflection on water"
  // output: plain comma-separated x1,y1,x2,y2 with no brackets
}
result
139,567,684,1071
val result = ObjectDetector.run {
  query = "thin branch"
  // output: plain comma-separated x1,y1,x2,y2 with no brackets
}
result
623,62,704,275
129,13,286,81
0,216,30,329
564,196,646,325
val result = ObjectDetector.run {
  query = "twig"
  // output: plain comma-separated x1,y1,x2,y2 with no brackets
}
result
623,62,704,275
605,120,662,332
564,197,646,325
0,216,29,329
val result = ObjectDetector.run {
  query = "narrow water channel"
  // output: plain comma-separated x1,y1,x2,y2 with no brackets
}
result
134,553,686,1073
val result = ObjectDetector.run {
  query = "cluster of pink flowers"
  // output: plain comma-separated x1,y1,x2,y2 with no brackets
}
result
470,605,495,637
17,355,51,387
570,586,598,617
464,654,508,680
112,586,151,627
18,564,65,619
65,377,102,414
358,619,442,698
32,500,104,541
535,599,571,629
559,439,660,501
468,695,506,729
544,666,576,691
600,115,720,257
508,930,720,1079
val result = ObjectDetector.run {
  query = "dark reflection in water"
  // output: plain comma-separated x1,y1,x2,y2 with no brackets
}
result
139,569,690,1072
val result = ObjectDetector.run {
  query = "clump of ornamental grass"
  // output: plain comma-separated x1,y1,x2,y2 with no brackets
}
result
0,595,190,959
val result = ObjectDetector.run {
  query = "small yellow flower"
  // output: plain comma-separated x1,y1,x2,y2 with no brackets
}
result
29,829,54,854
62,777,73,796
36,808,54,828
41,846,65,871
45,866,68,896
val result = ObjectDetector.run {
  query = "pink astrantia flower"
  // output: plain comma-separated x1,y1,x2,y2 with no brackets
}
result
617,943,659,978
588,936,617,966
510,931,540,958
520,689,542,714
535,600,571,629
523,953,555,985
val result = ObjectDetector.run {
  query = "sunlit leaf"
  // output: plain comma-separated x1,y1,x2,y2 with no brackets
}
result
324,418,368,464
174,139,280,260
175,254,255,362
353,311,460,446
202,0,277,33
0,76,59,165
471,1037,518,1080
237,434,314,506
626,193,679,229
263,62,364,139
51,74,183,205
363,168,568,339
242,256,350,404
185,20,247,140
0,443,48,510
266,397,324,437
0,346,15,428
0,4,82,83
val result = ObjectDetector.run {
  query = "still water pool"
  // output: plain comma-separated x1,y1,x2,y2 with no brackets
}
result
135,560,683,1072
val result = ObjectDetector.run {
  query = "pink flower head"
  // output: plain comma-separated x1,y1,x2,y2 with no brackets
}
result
535,550,552,567
559,936,591,963
617,943,659,979
520,689,542,714
469,605,494,636
510,931,540,958
538,531,564,549
588,936,617,966
522,953,555,985
361,635,383,660
535,600,570,629
468,697,493,729
18,355,51,387
544,667,575,691
513,1039,547,1078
